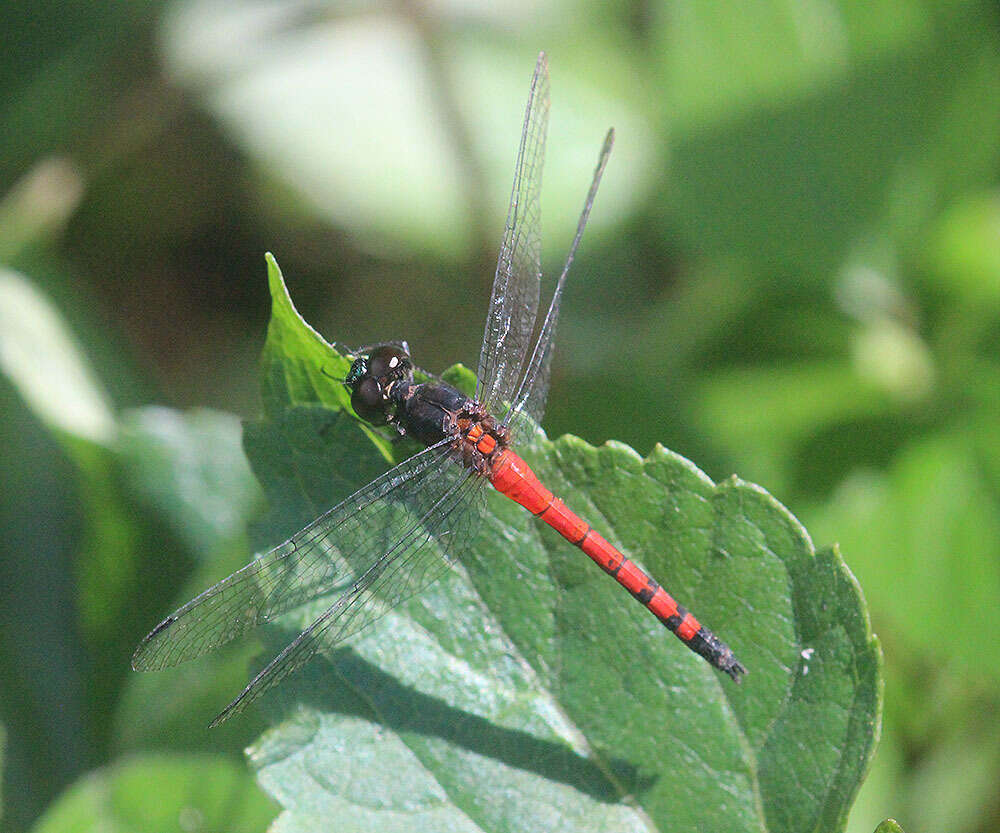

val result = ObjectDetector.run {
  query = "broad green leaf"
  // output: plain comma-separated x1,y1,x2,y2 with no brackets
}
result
922,191,1000,303
658,4,1000,272
160,14,649,260
117,406,262,559
239,257,881,833
30,753,277,833
693,360,891,494
258,252,353,418
808,429,1000,679
0,268,115,444
0,374,91,829
113,407,267,756
653,0,936,128
116,618,268,757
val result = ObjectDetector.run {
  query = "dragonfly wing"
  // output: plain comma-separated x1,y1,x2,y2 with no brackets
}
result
476,52,549,413
132,439,459,671
210,471,486,726
504,129,614,444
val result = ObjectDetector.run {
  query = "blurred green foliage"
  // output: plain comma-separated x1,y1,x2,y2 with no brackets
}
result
30,753,278,833
1,1,998,832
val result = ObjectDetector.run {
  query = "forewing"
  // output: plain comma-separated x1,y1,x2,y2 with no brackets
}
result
132,439,459,672
476,52,549,412
504,129,614,444
209,471,485,726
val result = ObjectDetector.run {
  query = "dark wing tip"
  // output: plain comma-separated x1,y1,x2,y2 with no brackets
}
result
130,614,177,671
208,706,234,729
208,679,255,728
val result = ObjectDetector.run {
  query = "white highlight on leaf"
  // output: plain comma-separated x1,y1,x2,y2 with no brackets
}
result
0,269,115,443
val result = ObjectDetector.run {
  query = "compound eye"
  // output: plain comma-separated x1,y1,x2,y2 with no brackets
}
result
367,345,410,380
351,377,387,424
345,356,367,386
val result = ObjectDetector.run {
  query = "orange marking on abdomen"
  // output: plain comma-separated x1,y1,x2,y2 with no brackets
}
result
490,450,553,515
647,587,679,621
580,529,625,572
677,613,701,641
614,559,649,596
490,448,745,681
540,498,589,543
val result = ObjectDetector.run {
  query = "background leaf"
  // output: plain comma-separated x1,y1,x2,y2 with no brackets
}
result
29,753,277,833
0,267,114,443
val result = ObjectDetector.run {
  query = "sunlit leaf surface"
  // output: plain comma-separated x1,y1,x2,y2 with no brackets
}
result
243,257,881,832
29,754,276,833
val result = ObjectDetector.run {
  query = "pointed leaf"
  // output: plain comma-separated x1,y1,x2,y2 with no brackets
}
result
242,259,881,832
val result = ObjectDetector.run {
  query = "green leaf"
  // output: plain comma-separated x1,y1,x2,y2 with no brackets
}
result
259,253,394,463
0,267,115,444
259,252,351,417
159,32,647,261
694,360,891,493
113,407,267,755
0,373,92,829
244,257,881,832
808,429,1000,679
653,0,937,128
873,820,904,833
117,406,263,560
30,753,277,833
922,191,1000,304
657,4,1000,271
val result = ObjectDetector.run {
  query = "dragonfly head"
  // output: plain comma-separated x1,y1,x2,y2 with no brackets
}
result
345,344,414,424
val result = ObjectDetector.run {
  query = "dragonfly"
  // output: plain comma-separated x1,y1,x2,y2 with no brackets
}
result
132,52,746,727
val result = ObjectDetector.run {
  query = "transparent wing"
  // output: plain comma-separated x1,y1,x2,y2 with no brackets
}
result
505,129,614,444
210,472,486,726
476,52,549,413
132,439,463,671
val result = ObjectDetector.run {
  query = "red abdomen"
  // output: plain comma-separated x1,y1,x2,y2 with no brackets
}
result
489,448,745,680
